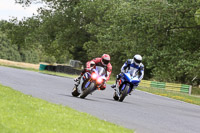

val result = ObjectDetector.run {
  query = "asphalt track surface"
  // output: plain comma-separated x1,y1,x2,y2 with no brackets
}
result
0,66,200,133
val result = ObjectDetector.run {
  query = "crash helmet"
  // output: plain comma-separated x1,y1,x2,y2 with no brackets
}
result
133,54,142,65
101,54,110,66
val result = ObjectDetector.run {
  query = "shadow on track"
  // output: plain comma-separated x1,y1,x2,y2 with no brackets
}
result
96,96,135,105
58,94,102,102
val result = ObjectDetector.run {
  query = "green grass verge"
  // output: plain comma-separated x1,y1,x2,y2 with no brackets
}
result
0,84,133,133
137,87,200,106
0,63,39,72
0,63,79,78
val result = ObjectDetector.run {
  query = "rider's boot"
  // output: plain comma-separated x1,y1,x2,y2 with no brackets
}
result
74,75,81,86
111,78,117,88
111,74,121,88
74,76,81,82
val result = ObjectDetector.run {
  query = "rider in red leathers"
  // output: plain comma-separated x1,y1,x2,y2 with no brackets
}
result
74,54,112,90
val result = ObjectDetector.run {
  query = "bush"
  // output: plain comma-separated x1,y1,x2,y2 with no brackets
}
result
192,87,200,95
0,32,21,61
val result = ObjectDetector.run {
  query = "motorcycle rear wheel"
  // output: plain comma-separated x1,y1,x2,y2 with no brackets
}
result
71,85,80,97
113,91,119,101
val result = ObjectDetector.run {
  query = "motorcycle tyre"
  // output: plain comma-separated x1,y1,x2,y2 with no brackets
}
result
80,82,95,99
71,85,80,97
119,85,129,102
113,91,119,101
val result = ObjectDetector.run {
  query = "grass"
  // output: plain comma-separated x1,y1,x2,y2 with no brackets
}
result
0,84,133,133
137,87,200,106
0,63,38,72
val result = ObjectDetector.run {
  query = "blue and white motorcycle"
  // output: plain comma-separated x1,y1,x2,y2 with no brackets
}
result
72,66,107,99
113,70,140,102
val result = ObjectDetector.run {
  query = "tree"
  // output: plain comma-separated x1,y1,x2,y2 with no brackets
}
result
10,0,200,84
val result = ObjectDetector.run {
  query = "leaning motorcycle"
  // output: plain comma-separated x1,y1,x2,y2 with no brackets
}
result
72,66,107,99
113,70,140,102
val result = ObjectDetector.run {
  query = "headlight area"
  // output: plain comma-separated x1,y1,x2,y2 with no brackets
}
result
91,73,98,80
97,77,103,84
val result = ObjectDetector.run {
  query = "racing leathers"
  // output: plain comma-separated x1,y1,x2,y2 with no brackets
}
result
75,57,112,90
112,59,144,90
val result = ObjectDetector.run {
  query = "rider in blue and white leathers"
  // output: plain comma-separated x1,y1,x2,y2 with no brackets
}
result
111,54,144,91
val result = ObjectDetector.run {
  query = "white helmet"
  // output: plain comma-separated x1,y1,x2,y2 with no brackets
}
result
133,54,142,65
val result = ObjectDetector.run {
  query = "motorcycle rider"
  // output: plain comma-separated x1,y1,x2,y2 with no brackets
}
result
111,54,144,93
74,54,112,90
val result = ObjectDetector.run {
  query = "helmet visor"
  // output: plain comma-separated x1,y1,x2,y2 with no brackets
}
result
102,59,110,65
134,57,141,64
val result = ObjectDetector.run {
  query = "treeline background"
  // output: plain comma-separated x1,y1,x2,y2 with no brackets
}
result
0,0,199,86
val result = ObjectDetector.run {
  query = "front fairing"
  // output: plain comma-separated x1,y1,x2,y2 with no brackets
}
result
78,66,106,92
127,68,139,78
92,66,107,81
122,72,140,85
116,73,140,95
93,66,106,76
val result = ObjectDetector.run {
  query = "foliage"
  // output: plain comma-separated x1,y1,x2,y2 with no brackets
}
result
0,31,21,61
1,0,200,85
79,0,200,84
0,21,42,63
195,9,200,25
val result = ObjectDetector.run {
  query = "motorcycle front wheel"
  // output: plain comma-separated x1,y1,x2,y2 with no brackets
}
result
80,82,95,99
119,85,129,102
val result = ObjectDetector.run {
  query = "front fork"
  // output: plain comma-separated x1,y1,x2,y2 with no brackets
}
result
115,81,131,97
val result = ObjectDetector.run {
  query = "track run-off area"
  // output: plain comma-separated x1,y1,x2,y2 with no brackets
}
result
0,66,200,133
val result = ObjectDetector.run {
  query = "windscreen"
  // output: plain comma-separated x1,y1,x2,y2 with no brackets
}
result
95,66,106,76
127,69,139,77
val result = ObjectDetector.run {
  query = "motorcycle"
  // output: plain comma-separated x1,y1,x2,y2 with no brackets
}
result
113,69,140,102
72,66,107,99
